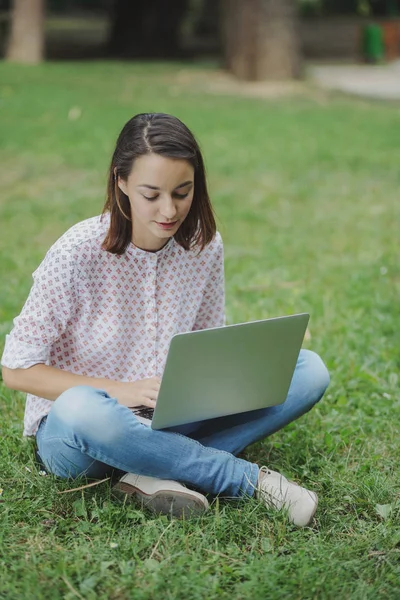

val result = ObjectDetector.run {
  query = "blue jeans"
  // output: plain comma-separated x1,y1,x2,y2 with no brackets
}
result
36,349,329,498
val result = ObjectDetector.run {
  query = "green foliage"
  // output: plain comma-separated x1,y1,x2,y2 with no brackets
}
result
1,61,400,599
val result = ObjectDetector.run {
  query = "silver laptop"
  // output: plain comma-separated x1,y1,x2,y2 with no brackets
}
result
132,313,309,430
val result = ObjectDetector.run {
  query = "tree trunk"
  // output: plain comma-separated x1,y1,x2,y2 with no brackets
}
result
6,0,45,64
221,0,302,81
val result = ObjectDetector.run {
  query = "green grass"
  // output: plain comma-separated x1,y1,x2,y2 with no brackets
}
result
1,61,400,599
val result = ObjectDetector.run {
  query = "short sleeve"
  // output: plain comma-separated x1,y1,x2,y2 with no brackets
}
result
1,246,78,369
192,233,225,331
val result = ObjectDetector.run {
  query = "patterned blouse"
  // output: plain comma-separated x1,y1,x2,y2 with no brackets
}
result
1,214,225,436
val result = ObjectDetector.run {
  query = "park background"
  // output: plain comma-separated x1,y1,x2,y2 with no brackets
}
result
0,1,400,598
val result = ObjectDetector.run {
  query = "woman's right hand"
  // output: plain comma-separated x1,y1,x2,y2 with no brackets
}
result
1,363,161,408
110,377,161,409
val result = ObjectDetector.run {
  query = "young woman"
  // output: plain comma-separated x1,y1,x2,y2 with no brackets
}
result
1,113,329,527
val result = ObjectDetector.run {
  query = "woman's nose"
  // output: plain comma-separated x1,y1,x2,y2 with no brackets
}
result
159,197,177,220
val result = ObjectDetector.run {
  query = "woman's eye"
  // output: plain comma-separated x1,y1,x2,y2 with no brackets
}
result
142,192,189,201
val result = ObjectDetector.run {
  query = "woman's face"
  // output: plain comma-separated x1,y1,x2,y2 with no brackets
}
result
118,153,194,252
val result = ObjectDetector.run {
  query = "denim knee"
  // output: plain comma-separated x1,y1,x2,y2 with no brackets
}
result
49,385,121,444
299,349,330,404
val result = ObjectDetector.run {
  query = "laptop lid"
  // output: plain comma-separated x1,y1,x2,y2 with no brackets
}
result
151,312,309,430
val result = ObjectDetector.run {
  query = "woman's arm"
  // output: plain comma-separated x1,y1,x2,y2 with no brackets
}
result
2,363,118,401
2,364,160,408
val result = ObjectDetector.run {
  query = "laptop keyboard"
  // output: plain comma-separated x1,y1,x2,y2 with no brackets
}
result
131,406,155,420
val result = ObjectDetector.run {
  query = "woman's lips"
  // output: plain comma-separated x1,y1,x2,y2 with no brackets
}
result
156,221,178,230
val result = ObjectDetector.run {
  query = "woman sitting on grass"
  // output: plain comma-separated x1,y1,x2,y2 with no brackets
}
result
1,113,329,527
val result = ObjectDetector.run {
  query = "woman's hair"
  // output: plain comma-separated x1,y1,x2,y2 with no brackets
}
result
102,113,216,254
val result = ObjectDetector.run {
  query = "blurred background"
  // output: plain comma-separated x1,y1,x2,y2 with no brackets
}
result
0,1,400,74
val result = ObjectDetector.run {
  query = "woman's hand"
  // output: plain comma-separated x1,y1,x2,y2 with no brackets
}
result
110,377,161,408
1,364,161,408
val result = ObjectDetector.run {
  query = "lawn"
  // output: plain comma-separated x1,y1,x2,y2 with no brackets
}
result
0,61,399,600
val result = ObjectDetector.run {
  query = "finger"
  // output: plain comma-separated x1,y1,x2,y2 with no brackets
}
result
140,388,158,402
141,397,157,408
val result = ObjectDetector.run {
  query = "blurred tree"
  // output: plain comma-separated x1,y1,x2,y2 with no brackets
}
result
6,0,45,63
222,0,301,80
108,0,189,58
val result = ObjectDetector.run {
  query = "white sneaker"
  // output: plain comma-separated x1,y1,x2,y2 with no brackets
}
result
257,467,318,527
114,473,209,518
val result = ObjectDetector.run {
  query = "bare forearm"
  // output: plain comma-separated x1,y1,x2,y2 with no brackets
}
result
2,364,119,401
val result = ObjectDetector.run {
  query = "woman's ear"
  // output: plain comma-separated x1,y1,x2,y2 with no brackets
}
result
117,176,128,196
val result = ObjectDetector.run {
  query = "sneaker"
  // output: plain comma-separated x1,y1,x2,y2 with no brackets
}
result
257,467,318,527
113,473,209,518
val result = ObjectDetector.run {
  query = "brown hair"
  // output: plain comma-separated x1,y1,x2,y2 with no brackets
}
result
102,113,216,254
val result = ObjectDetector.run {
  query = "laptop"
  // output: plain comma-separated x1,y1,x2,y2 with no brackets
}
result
132,312,309,430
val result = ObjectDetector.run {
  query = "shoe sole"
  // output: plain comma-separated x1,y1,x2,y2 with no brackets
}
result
113,481,208,519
